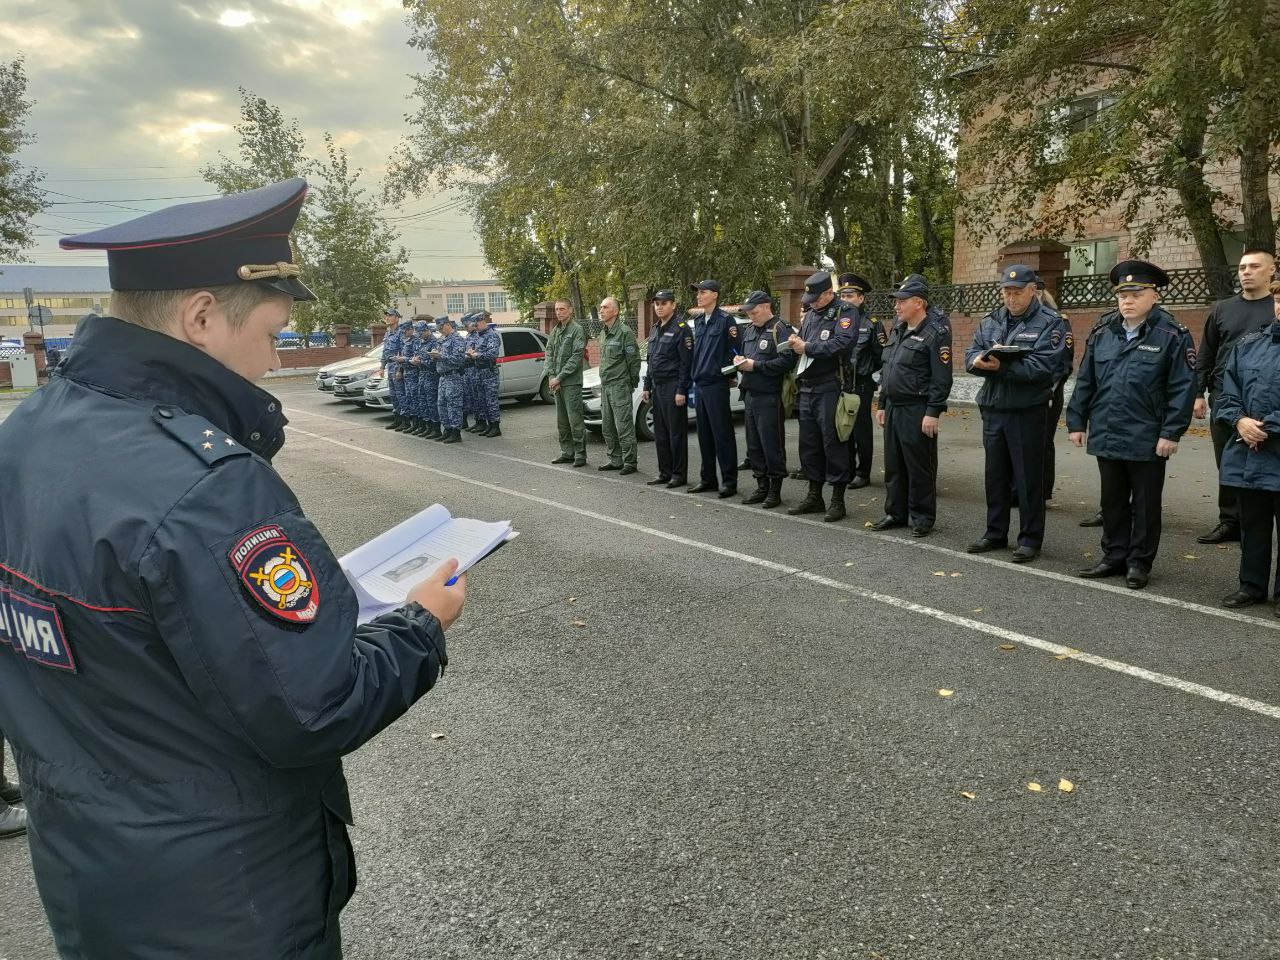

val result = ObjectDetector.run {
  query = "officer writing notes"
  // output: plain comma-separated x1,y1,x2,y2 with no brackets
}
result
641,290,692,487
1215,279,1280,611
965,264,1069,563
733,290,796,508
0,179,467,959
547,299,588,467
688,279,740,497
1194,248,1278,545
596,297,642,474
415,319,443,439
1067,261,1197,589
401,318,424,434
871,275,953,537
837,272,883,489
788,271,858,522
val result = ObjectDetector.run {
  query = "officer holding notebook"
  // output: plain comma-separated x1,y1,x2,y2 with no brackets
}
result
0,179,466,959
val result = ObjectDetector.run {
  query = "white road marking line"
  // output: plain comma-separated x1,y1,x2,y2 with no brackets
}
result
288,423,1280,723
287,406,1280,634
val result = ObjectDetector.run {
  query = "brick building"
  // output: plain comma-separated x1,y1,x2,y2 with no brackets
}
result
393,280,520,324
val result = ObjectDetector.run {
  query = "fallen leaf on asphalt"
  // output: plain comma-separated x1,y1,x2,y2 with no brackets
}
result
571,619,586,628
764,529,773,533
999,644,1016,651
430,733,445,741
567,597,578,603
933,570,947,577
1058,778,1075,793
959,791,976,800
845,561,854,567
1217,544,1229,550
1183,554,1197,560
1083,551,1094,558
1027,782,1043,792
864,521,874,528
950,572,962,578
938,689,954,697
972,607,984,613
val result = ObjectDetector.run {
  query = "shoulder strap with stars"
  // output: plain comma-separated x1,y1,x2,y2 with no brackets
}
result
153,408,253,467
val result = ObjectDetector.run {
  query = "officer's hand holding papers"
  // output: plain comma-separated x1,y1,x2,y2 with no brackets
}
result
339,504,517,624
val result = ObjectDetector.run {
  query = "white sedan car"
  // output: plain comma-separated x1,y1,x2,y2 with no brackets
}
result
583,361,744,441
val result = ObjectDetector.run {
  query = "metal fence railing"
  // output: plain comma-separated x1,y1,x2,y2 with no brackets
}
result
865,281,1003,320
1059,268,1237,308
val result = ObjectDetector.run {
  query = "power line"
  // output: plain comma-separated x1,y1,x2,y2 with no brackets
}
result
45,192,221,204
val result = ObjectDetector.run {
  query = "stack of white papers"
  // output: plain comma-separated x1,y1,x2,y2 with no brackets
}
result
339,504,517,623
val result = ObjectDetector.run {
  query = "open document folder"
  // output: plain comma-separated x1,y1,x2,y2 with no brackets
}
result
338,504,518,623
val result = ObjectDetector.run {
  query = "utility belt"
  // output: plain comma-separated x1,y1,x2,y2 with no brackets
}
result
476,360,497,371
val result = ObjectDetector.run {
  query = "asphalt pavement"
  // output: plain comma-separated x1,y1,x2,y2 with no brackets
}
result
2,380,1279,960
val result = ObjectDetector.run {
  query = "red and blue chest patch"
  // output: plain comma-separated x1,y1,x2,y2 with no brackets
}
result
0,585,76,672
228,525,320,625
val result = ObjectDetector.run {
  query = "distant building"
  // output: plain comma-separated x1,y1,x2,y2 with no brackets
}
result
0,265,112,337
394,279,520,324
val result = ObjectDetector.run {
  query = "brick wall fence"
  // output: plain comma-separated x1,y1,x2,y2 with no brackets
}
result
276,346,365,368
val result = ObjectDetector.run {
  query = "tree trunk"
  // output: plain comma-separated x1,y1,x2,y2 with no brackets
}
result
1173,123,1233,298
1239,134,1276,256
916,185,946,278
829,198,849,274
890,146,906,281
552,235,585,321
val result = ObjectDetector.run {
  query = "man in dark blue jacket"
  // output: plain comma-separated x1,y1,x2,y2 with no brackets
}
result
733,290,796,508
641,290,693,487
965,264,1069,562
1067,260,1197,589
787,271,859,522
0,179,467,959
837,272,884,488
1215,279,1280,611
687,279,741,497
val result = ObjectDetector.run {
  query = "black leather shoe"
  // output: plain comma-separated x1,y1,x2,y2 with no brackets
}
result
0,805,26,839
551,455,574,465
598,463,622,472
871,516,905,531
1223,590,1264,609
739,457,752,470
1078,562,1124,579
1078,511,1104,528
572,458,587,468
910,525,933,538
1197,523,1240,544
647,476,671,486
0,779,20,805
666,476,686,488
849,476,871,489
789,469,806,480
966,537,1007,554
619,466,637,476
688,481,717,494
1010,545,1040,563
718,485,737,499
1126,567,1149,589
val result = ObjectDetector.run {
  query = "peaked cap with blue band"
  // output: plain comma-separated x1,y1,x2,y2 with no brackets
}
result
59,178,316,302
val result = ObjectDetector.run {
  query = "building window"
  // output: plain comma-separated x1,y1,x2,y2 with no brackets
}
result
488,291,509,313
1045,93,1115,163
467,292,487,312
446,293,464,313
1066,239,1119,276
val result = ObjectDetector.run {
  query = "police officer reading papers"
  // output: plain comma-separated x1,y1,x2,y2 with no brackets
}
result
733,290,796,509
0,179,467,959
1066,260,1197,590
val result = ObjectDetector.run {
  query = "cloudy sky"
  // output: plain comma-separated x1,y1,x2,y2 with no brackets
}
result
4,0,487,282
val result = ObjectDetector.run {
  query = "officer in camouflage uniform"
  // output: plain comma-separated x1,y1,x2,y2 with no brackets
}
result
413,320,442,439
380,309,404,430
469,311,502,437
401,320,424,434
462,314,481,432
597,296,642,474
391,317,414,432
434,315,467,443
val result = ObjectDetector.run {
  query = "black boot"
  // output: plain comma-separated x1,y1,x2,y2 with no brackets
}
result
394,415,414,432
483,422,502,437
423,421,441,439
824,483,847,522
787,481,825,515
742,477,769,505
762,477,783,509
408,418,424,435
433,425,449,441
442,428,462,444
385,414,402,430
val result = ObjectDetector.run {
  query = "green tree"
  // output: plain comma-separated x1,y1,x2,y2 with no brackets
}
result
0,57,45,261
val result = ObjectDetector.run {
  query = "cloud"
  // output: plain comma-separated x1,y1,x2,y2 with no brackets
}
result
7,0,486,280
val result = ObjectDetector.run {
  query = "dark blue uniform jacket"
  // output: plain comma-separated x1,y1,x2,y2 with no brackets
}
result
738,317,796,394
0,315,447,959
796,300,858,391
643,315,693,394
690,306,741,387
1066,307,1197,461
1217,322,1280,491
965,300,1068,409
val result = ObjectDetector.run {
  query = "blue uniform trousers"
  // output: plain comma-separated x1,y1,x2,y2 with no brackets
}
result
744,391,787,480
694,382,737,487
438,374,464,430
388,370,405,413
797,387,849,484
402,373,420,417
981,406,1047,548
420,373,439,422
478,368,500,422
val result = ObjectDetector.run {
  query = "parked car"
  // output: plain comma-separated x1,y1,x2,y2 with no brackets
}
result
363,326,552,410
583,361,745,441
331,356,383,402
315,346,384,392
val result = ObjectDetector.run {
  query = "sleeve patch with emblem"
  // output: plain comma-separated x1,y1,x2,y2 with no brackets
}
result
839,318,852,329
1186,347,1197,371
877,332,888,346
0,586,76,672
228,525,321,625
939,346,952,365
1050,329,1062,348
728,325,738,338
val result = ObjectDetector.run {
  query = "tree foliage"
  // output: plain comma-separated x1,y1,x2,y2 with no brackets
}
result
391,0,958,307
201,90,409,333
0,57,45,262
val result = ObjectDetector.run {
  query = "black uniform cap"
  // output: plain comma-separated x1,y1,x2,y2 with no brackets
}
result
836,272,871,294
739,290,772,310
1110,259,1170,292
651,289,676,302
802,271,833,305
59,178,316,302
892,274,930,300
